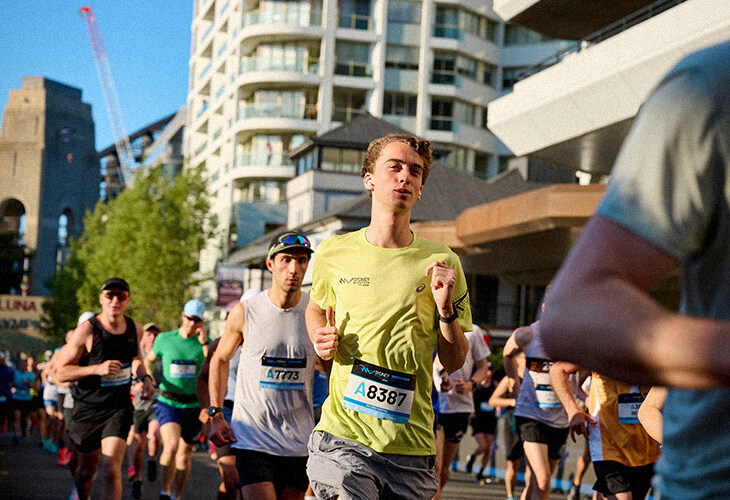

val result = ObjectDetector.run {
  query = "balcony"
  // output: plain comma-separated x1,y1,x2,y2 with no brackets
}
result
338,14,373,31
242,10,322,28
240,57,319,75
237,104,318,121
235,152,289,167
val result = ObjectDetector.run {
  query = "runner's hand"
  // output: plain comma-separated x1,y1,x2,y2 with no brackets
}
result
209,416,237,447
95,359,122,376
141,374,155,400
314,306,339,360
426,260,456,315
568,411,595,442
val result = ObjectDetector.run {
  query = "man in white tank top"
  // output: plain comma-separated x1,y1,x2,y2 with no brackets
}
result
208,232,316,500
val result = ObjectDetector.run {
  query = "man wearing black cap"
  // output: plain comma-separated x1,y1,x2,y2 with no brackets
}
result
208,231,317,500
56,277,154,500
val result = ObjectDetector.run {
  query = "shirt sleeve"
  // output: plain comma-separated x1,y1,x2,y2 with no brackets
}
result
598,64,724,260
309,238,336,310
449,252,472,333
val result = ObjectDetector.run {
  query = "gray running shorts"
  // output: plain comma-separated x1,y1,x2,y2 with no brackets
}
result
307,430,437,500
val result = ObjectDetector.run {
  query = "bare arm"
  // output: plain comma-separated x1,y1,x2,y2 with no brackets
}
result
196,338,220,410
208,304,244,446
56,322,121,383
503,326,531,387
131,322,154,400
638,386,667,444
542,215,730,388
488,376,516,410
428,260,468,373
550,361,595,442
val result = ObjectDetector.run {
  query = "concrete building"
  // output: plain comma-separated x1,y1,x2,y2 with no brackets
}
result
0,77,100,296
403,0,728,313
185,0,569,297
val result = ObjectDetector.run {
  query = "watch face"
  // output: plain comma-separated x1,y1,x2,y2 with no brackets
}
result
208,406,220,416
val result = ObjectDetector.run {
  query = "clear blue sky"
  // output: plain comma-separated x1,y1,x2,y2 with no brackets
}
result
0,1,193,150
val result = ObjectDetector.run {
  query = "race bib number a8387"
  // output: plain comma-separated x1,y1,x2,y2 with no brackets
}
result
343,359,416,424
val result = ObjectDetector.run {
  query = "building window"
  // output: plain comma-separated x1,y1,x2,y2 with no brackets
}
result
235,179,287,204
56,210,73,270
456,55,477,80
332,90,367,122
502,67,528,90
338,0,371,30
483,63,497,87
434,7,459,39
383,92,417,116
320,148,363,173
385,45,419,70
387,0,420,24
454,100,476,127
474,152,491,179
447,146,468,171
335,41,371,76
430,99,453,131
432,52,456,84
504,24,552,45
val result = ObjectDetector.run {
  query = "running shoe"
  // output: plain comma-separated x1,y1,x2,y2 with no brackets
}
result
128,466,136,482
68,485,79,500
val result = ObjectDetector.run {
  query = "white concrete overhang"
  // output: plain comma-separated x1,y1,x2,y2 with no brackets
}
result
489,0,730,174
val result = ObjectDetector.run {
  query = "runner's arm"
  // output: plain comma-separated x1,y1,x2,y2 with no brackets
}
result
542,215,730,387
638,385,667,444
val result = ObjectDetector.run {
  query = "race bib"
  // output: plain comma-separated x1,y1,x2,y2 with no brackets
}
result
480,401,495,412
528,358,561,409
259,356,306,390
100,363,131,387
169,360,197,379
343,359,416,424
618,393,644,424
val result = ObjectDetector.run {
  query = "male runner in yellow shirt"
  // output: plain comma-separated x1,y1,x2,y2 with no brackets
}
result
306,134,472,499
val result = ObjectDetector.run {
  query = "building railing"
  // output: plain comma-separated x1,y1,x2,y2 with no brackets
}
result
431,71,462,87
430,117,457,132
515,0,687,83
199,61,212,81
334,60,371,77
338,14,373,30
194,141,208,157
433,24,463,41
240,57,319,75
202,22,215,43
237,104,318,120
332,107,366,122
235,152,289,167
243,10,322,28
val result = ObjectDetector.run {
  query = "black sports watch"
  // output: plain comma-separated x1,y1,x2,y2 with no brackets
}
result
208,406,224,418
437,309,459,323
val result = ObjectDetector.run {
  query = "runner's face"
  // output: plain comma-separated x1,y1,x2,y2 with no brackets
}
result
364,142,424,211
100,288,130,315
267,250,309,293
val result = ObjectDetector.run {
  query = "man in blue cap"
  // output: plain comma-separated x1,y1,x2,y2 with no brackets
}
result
144,299,208,500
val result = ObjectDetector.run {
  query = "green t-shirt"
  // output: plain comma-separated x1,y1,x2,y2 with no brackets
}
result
310,228,472,455
152,329,205,408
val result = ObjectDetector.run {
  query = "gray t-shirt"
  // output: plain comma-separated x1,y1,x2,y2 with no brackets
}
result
598,40,730,500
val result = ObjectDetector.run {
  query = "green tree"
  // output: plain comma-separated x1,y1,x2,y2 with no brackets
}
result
41,254,85,347
44,163,215,336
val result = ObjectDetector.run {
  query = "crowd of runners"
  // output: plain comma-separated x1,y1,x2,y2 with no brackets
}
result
2,42,730,498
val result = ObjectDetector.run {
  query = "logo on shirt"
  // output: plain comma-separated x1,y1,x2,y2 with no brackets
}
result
416,283,426,293
339,277,370,286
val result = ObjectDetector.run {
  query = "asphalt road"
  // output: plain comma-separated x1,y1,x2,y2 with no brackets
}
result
0,430,585,499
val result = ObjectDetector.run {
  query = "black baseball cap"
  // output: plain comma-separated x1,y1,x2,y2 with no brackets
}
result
101,277,130,293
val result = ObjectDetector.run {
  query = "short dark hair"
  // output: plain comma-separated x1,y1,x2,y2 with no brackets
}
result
361,134,433,184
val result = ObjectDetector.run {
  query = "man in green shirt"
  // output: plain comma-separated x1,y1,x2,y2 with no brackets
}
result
145,299,208,500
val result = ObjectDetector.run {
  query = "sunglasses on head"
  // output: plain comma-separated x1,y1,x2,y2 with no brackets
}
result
278,233,311,248
185,315,203,323
102,290,129,300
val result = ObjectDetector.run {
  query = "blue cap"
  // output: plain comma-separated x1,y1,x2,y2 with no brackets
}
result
183,300,205,319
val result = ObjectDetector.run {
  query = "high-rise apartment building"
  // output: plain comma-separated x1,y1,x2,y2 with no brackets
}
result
0,77,99,296
186,0,565,277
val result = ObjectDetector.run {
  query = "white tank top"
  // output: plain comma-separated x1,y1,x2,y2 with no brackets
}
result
230,291,315,456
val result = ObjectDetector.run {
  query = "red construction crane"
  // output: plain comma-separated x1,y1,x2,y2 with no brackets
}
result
79,5,135,191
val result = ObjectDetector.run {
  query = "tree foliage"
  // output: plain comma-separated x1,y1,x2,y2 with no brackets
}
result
43,163,215,337
41,254,84,347
0,232,29,294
